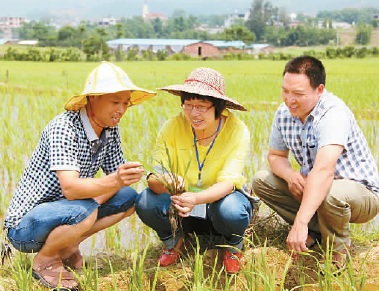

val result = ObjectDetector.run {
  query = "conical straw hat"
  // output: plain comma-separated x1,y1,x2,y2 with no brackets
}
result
159,67,246,111
65,61,156,111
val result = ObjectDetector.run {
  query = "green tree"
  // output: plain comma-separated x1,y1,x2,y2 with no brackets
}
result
317,8,379,24
96,28,108,59
197,14,225,27
165,12,199,38
83,33,110,61
151,18,165,38
115,23,124,39
355,23,372,45
57,26,80,47
264,25,287,46
17,21,56,46
78,22,87,60
17,21,36,39
245,0,277,41
278,7,290,26
224,24,255,45
124,16,155,38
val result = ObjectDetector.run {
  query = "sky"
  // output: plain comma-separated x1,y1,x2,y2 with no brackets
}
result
1,0,378,20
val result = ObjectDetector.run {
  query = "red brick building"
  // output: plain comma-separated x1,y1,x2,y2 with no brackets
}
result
182,42,220,58
106,39,271,58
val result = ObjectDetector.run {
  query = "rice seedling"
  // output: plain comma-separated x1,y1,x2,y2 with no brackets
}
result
183,236,222,291
1,59,379,290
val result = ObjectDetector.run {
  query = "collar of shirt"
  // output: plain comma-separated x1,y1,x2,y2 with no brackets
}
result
80,107,110,142
307,89,334,125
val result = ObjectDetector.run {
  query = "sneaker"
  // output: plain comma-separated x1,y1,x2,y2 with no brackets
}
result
223,250,243,274
159,248,180,267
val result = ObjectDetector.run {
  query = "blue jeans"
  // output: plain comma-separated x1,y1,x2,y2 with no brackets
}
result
7,186,137,253
135,188,253,250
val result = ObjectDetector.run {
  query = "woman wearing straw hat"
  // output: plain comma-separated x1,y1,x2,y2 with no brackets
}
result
4,61,156,290
135,67,255,274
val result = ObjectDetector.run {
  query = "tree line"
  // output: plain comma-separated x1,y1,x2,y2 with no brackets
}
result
1,0,378,62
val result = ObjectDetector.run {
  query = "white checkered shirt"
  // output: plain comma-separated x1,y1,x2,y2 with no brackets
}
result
269,90,379,195
4,108,126,229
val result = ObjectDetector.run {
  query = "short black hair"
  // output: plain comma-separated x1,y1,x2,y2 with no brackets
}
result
283,55,326,89
180,92,226,119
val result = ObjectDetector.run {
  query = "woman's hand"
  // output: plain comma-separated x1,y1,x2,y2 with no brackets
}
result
171,192,197,217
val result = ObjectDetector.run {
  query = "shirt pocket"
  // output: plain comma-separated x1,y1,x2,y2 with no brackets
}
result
306,134,318,158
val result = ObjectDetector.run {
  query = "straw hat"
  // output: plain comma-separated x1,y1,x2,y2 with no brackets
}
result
65,61,156,111
159,67,247,111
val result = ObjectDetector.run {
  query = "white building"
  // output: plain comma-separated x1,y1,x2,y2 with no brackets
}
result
224,10,250,28
0,16,27,39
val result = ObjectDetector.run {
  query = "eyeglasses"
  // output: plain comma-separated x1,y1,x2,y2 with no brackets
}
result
182,104,213,113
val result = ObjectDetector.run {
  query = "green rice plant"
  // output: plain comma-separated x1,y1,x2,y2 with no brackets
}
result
192,238,206,289
314,237,362,291
129,240,151,291
316,243,342,290
149,260,160,291
9,253,33,290
76,258,100,291
279,254,293,291
351,222,379,244
219,272,234,291
104,225,123,252
184,236,223,291
108,261,121,291
150,142,191,239
296,255,308,287
354,251,369,291
1,59,379,290
248,241,277,291
233,233,281,291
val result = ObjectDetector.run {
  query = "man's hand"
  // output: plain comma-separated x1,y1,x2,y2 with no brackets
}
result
267,148,305,200
286,171,306,201
286,222,309,260
171,192,197,217
115,162,144,187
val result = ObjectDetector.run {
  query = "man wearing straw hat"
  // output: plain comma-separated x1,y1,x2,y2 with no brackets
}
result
135,67,257,274
4,61,156,290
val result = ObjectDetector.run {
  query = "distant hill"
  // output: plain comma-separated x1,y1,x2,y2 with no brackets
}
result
2,0,379,20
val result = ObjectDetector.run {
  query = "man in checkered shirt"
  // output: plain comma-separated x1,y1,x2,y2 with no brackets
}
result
3,62,155,290
253,56,379,272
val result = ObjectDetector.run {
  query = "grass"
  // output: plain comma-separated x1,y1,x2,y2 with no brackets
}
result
0,59,379,290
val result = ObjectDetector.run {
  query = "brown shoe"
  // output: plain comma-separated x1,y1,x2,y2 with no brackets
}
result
32,258,79,290
63,250,84,270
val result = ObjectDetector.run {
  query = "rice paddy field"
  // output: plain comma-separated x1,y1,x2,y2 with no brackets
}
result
0,58,379,290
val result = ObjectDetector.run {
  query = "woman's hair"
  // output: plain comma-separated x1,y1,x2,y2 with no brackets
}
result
180,92,226,119
283,55,326,89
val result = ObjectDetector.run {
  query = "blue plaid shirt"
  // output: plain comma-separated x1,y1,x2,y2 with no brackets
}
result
270,90,379,195
4,108,126,229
